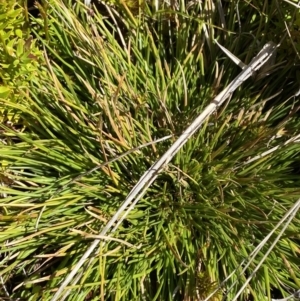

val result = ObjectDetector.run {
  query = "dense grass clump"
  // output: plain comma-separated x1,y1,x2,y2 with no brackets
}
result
1,0,300,300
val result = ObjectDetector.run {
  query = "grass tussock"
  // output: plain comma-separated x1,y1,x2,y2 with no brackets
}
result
1,0,300,300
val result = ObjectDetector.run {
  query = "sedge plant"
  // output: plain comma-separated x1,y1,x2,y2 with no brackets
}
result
1,0,300,300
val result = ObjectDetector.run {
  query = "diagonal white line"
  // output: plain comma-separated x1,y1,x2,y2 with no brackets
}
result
215,39,247,69
50,41,277,301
